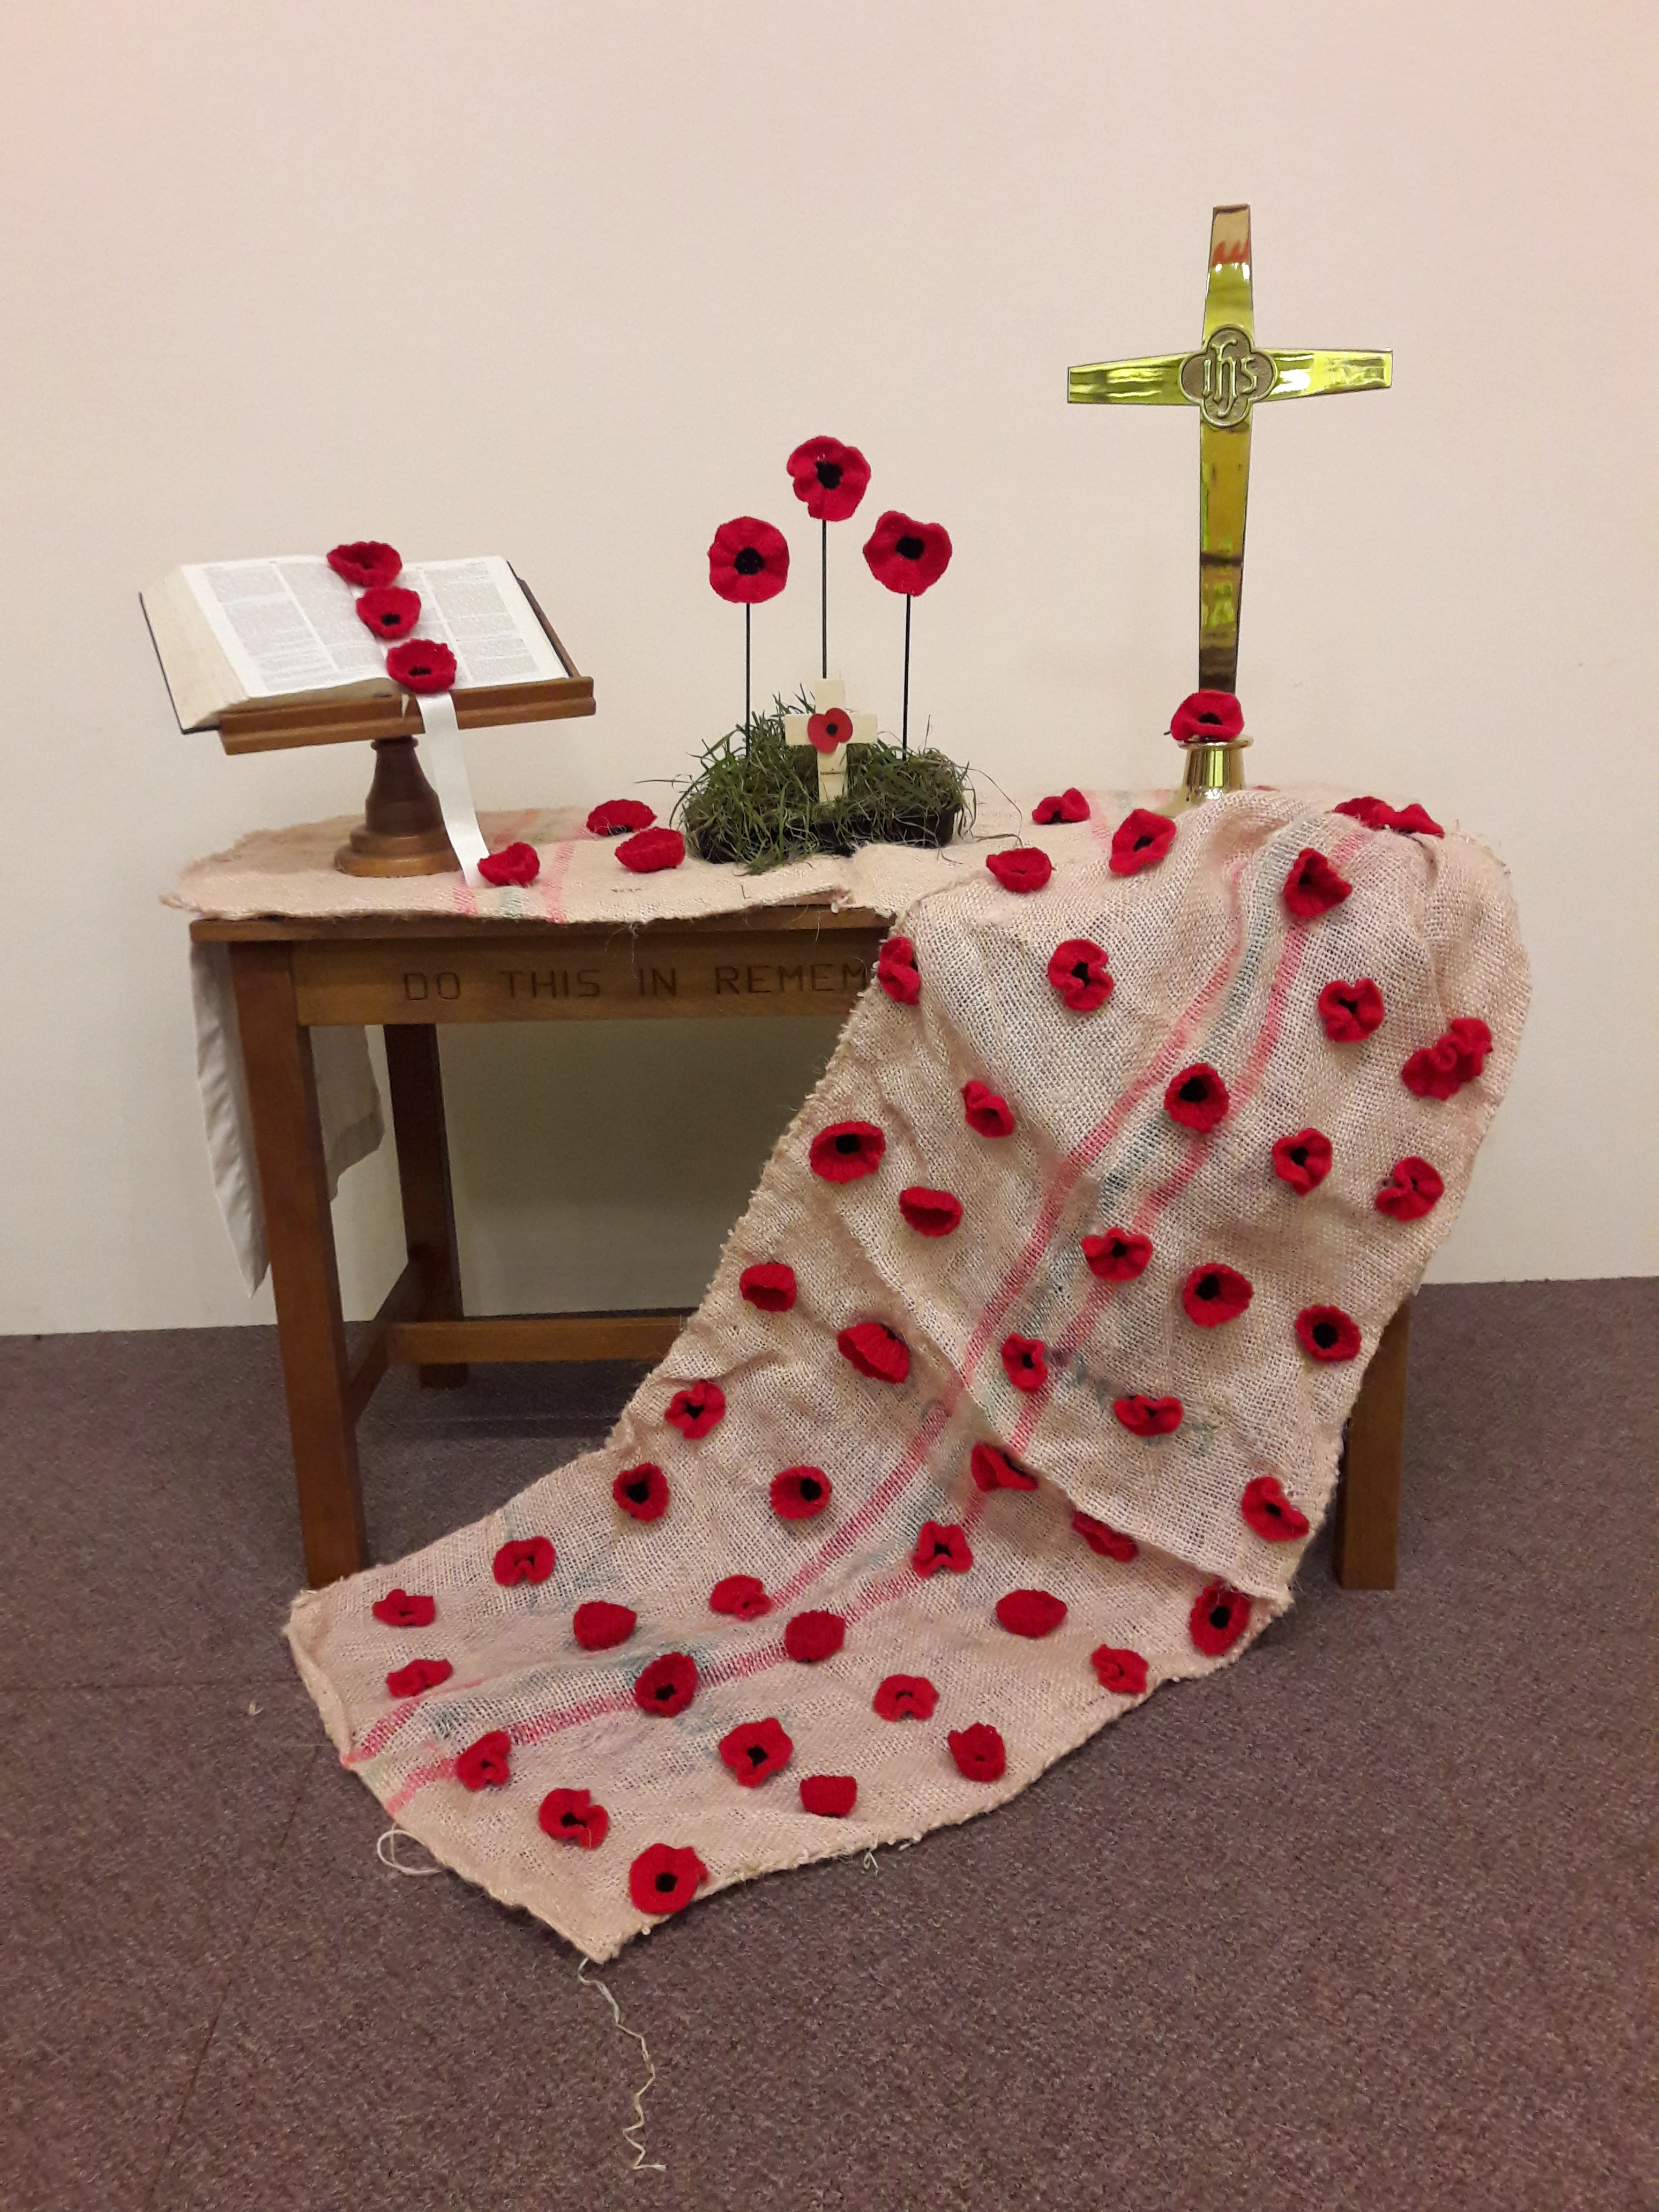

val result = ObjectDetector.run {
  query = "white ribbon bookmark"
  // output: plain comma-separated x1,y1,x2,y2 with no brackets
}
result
415,688,489,888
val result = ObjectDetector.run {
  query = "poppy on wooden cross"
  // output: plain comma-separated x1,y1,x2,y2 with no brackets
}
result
783,677,877,803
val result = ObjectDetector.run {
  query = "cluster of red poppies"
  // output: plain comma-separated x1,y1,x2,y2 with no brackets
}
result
326,541,458,696
706,437,954,609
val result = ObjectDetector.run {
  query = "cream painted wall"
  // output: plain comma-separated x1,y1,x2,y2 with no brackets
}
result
1,0,1651,1333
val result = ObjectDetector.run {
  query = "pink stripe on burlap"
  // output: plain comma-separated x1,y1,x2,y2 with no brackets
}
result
535,837,581,923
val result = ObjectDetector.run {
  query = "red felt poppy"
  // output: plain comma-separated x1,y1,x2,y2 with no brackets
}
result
771,1466,832,1521
707,515,790,604
1283,847,1352,919
1272,1127,1333,1194
784,1610,846,1663
614,1463,670,1522
1048,938,1113,1012
719,1716,793,1787
1402,1017,1492,1100
372,1587,435,1627
616,827,686,874
874,1673,938,1721
806,709,851,754
586,797,656,835
1081,1228,1152,1283
573,1600,638,1651
962,1081,1015,1137
456,1730,512,1791
1032,788,1090,825
862,509,953,596
1190,1580,1251,1657
538,1787,609,1850
899,1186,963,1237
1376,1155,1445,1222
1318,977,1385,1041
839,1321,911,1384
809,1119,886,1183
629,1842,707,1916
996,1588,1067,1639
478,841,541,887
1091,1645,1149,1695
1389,802,1444,836
1333,795,1395,831
913,1519,974,1575
1170,691,1244,744
970,1441,1039,1492
1000,1335,1047,1394
1110,808,1178,876
1072,1509,1138,1562
327,540,402,590
493,1537,556,1587
665,1382,724,1439
799,1773,858,1817
709,1573,772,1619
1453,1020,1493,1081
876,936,921,1005
1295,1305,1363,1363
947,1723,1007,1783
385,640,457,694
1241,1475,1310,1542
1181,1262,1253,1327
787,435,871,524
1113,1394,1183,1437
739,1261,797,1311
985,847,1053,894
1165,1063,1230,1132
385,1657,453,1699
355,584,421,639
633,1651,698,1716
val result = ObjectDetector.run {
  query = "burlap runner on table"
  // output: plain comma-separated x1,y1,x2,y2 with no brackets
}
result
286,788,1526,1961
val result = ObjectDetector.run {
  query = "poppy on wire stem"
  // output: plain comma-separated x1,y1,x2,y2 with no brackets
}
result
863,510,952,757
788,437,870,679
708,517,789,746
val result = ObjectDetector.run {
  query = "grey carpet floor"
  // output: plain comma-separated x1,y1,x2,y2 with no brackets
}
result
1,1279,1652,2212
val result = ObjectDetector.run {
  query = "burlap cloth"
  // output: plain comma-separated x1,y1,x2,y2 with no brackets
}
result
286,788,1526,1961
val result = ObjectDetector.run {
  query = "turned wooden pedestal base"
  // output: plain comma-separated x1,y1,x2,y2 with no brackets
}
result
335,737,459,877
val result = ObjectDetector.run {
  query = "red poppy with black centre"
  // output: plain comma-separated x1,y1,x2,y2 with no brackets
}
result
614,1463,670,1522
616,827,685,874
1170,691,1244,744
633,1651,698,1716
876,936,920,1005
665,1382,724,1439
1402,1016,1492,1100
913,1519,973,1576
962,1080,1015,1137
1190,1581,1250,1657
1110,808,1178,876
1048,938,1112,1012
839,1321,910,1383
1114,1394,1183,1437
709,1573,772,1618
985,847,1053,894
493,1536,556,1586
1241,1475,1310,1542
947,1723,1006,1782
874,1673,938,1721
1073,1509,1138,1561
1091,1646,1149,1695
1283,847,1352,919
355,584,421,639
1032,788,1090,824
809,1119,886,1182
739,1261,797,1311
771,1466,832,1521
862,509,953,595
807,709,851,754
799,1774,857,1817
385,640,457,694
478,842,541,887
372,1586,435,1627
629,1842,706,1916
707,515,790,604
1376,1155,1445,1222
1165,1063,1230,1131
456,1730,512,1791
784,1610,846,1663
385,1657,452,1699
1272,1128,1333,1194
1295,1305,1362,1363
718,1716,793,1787
786,435,871,523
996,1588,1067,1639
1318,977,1385,1041
572,1600,637,1651
1389,801,1444,836
586,798,655,835
1334,794,1395,830
1000,1335,1047,1393
1181,1262,1253,1327
1082,1228,1152,1283
539,1787,609,1850
898,1186,962,1237
327,539,402,589
970,1441,1038,1492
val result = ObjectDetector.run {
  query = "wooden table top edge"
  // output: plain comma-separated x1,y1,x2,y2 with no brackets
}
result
188,903,895,943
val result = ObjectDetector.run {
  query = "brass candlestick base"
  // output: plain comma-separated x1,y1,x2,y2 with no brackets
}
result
335,736,460,876
1161,735,1251,817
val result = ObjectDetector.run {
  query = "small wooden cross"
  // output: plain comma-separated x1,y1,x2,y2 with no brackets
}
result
783,677,876,803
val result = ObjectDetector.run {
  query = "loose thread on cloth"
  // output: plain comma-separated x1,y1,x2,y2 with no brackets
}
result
376,1825,444,1877
577,1956,667,2176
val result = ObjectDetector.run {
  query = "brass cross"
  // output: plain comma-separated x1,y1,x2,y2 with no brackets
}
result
1068,205,1391,693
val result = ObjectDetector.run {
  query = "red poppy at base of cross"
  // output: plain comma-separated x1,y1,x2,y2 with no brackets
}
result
1169,690,1244,745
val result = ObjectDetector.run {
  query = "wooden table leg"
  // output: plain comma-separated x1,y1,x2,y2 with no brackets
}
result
1332,1297,1412,1589
382,1025,468,1389
230,943,368,1587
